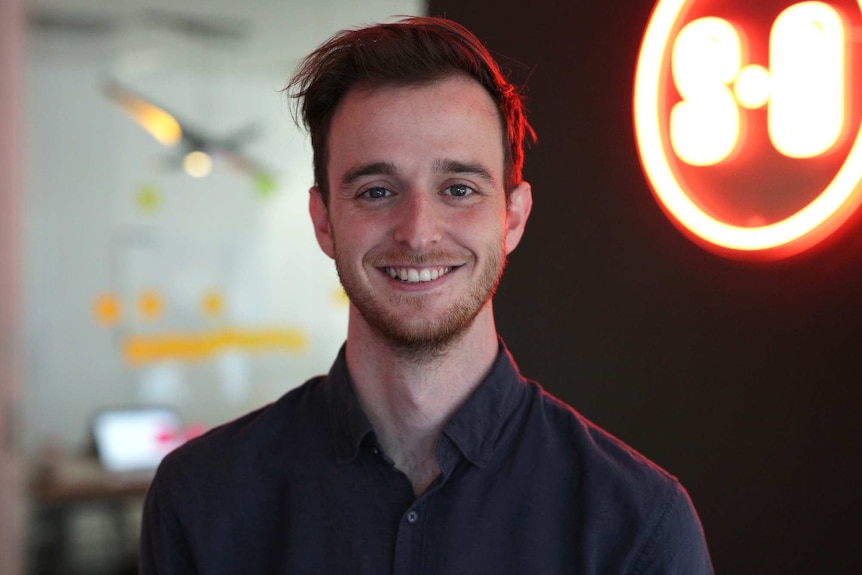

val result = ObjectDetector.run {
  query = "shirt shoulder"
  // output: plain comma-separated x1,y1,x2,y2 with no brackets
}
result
512,381,712,573
524,381,675,483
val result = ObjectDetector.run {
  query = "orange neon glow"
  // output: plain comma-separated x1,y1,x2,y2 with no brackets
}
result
123,328,307,365
769,2,846,158
634,0,862,258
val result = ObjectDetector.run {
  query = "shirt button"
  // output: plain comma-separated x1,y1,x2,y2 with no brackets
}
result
406,511,419,524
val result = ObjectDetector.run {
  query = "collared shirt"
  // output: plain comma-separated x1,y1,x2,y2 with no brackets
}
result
140,342,714,574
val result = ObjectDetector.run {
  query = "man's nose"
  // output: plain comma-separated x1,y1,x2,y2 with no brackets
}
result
392,193,442,250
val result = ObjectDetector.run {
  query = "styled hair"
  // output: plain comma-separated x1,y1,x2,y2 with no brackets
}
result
285,16,535,204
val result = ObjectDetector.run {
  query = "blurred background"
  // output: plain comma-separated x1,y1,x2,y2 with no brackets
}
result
3,0,862,574
2,0,424,573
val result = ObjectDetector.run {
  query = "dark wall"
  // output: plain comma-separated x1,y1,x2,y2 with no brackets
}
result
428,1,862,573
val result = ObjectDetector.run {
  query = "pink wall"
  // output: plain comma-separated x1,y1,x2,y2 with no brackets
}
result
0,0,24,571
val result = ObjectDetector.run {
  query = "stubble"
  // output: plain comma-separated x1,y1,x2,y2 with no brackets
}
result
335,245,506,363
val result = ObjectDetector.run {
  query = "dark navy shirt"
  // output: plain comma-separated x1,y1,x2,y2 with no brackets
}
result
140,343,714,574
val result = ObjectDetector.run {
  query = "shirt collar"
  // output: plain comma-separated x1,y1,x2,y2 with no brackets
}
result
326,345,375,464
326,338,525,468
441,340,525,469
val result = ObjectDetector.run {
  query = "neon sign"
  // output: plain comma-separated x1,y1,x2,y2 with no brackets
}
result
634,0,862,258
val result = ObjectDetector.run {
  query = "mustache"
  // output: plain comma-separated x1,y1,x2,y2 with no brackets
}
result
366,250,470,267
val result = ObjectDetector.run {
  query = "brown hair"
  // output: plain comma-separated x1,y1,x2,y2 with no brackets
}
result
285,16,534,204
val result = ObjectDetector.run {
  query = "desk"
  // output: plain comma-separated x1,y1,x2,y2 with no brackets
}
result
29,459,153,575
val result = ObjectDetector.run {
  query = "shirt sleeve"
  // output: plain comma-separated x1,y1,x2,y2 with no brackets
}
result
630,483,715,575
139,471,198,575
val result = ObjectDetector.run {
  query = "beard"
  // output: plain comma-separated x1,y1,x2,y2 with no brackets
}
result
334,244,505,362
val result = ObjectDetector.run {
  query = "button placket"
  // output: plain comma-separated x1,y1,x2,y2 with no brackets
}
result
393,501,426,575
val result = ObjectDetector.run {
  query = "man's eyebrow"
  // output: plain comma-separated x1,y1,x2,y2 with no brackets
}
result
340,162,397,187
434,159,496,185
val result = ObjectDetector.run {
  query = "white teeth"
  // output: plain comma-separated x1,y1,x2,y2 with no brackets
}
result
385,267,452,283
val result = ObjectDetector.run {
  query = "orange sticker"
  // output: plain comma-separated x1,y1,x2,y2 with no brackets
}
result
201,291,224,318
138,290,164,321
94,294,121,326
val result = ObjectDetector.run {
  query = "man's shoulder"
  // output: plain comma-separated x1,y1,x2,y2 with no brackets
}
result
515,382,710,567
501,381,712,572
521,380,680,494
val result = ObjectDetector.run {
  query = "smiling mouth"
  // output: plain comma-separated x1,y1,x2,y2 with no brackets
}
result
385,266,454,283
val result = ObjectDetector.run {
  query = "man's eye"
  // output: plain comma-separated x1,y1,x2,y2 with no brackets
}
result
444,184,475,198
361,187,392,199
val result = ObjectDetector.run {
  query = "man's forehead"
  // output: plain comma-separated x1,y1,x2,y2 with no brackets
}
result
345,73,484,101
334,75,501,124
329,77,505,151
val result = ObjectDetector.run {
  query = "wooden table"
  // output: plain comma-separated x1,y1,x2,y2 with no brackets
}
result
29,458,154,575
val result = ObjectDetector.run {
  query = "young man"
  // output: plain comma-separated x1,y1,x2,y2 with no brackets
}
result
140,17,714,574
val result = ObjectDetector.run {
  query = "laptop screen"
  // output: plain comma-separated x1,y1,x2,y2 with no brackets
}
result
91,407,184,472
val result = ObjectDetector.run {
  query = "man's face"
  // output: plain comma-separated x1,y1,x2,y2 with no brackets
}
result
309,75,531,351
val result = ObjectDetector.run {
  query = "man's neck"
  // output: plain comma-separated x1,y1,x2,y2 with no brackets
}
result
344,305,500,496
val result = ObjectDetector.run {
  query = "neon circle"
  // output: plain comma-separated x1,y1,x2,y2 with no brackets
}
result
634,0,862,258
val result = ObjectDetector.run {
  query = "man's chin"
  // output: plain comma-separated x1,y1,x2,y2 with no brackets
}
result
378,324,469,362
362,308,478,361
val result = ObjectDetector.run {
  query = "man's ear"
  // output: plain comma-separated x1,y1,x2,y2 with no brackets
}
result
309,187,335,259
504,180,533,255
